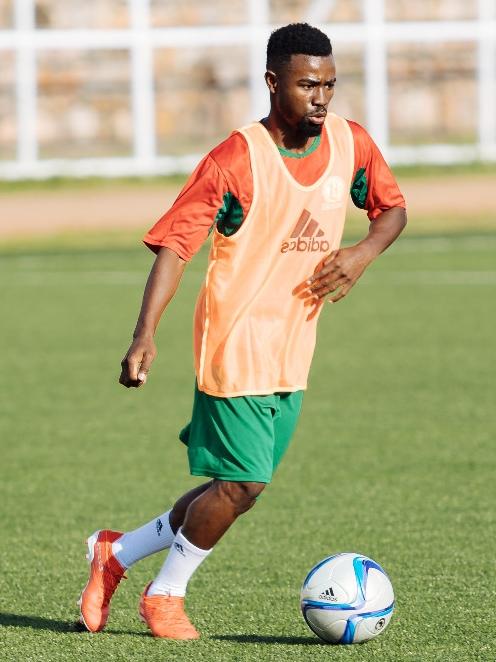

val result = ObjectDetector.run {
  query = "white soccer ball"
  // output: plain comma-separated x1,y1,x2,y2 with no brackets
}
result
300,552,394,644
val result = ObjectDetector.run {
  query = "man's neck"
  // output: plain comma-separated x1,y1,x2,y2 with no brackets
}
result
260,114,318,154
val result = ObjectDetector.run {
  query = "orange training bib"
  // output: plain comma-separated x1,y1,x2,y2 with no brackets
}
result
193,113,354,397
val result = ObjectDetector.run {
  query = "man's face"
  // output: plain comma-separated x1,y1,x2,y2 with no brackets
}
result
268,54,336,137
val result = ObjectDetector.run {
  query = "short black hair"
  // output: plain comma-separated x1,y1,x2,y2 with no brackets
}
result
266,23,332,72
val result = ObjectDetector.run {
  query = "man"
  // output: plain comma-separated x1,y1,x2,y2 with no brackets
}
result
78,23,406,640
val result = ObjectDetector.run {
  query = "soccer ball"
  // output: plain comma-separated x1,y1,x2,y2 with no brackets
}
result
300,552,394,644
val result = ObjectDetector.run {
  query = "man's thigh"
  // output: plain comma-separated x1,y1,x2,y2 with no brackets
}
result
272,390,304,472
180,386,279,483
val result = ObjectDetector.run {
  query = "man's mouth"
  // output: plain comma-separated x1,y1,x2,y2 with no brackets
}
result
307,112,326,125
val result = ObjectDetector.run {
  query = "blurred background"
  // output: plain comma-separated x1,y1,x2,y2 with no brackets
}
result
1,0,496,174
0,0,495,241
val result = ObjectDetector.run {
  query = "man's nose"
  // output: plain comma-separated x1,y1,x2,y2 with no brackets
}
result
312,86,326,106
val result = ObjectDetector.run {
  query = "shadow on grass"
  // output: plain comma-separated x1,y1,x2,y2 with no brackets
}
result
0,612,76,633
0,612,147,637
212,634,324,646
1,613,325,644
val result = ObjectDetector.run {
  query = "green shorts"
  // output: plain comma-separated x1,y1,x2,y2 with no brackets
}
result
179,385,303,483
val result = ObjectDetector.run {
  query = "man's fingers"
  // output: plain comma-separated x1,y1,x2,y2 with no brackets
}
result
295,271,340,298
308,266,333,284
303,296,319,308
307,251,339,283
306,299,324,321
126,354,141,381
292,280,311,296
296,281,351,313
328,285,351,303
137,350,156,385
309,265,343,289
305,275,345,299
315,276,350,299
119,352,143,387
294,252,339,292
118,356,132,386
119,338,158,389
294,275,347,303
118,367,139,388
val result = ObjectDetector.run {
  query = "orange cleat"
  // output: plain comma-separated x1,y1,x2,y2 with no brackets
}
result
78,529,126,632
139,582,200,640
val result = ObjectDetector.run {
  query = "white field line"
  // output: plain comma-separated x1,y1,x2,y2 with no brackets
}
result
3,234,495,271
10,270,145,285
389,235,496,254
368,270,496,285
5,269,496,286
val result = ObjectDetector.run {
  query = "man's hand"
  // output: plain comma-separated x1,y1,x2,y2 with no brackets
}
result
293,244,374,320
119,335,157,388
307,244,373,301
293,207,407,320
117,246,186,389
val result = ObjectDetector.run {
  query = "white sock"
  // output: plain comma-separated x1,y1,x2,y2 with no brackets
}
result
147,528,212,597
112,510,175,569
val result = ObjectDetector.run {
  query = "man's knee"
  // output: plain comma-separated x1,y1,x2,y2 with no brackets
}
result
214,480,266,515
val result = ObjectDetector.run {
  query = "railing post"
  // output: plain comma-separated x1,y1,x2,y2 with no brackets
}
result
364,0,389,154
129,0,156,171
249,0,270,122
477,0,496,160
15,0,37,164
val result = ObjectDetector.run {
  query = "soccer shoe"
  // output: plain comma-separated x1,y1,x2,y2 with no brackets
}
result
139,582,200,640
78,529,126,632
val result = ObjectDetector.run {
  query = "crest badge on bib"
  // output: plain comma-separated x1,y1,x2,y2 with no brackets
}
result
321,175,345,211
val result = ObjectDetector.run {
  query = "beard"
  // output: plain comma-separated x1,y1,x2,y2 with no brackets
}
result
296,116,324,138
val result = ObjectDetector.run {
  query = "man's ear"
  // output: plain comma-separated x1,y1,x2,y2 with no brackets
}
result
265,69,278,94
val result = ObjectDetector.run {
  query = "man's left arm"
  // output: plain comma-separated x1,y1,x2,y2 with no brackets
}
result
297,121,407,315
302,206,407,307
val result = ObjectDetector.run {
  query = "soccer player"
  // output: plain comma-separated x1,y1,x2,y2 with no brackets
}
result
78,23,406,639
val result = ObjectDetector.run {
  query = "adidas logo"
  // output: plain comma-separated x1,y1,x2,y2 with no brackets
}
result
318,586,337,602
281,209,330,254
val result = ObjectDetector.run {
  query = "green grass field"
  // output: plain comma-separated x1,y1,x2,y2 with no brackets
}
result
1,229,495,661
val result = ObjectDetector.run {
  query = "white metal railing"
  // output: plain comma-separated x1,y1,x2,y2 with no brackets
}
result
0,0,495,179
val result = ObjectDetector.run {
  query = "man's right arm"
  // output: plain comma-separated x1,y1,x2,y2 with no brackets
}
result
119,247,186,388
120,132,253,389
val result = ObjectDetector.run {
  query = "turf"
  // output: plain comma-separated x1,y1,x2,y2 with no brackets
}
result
1,161,496,193
0,231,495,661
